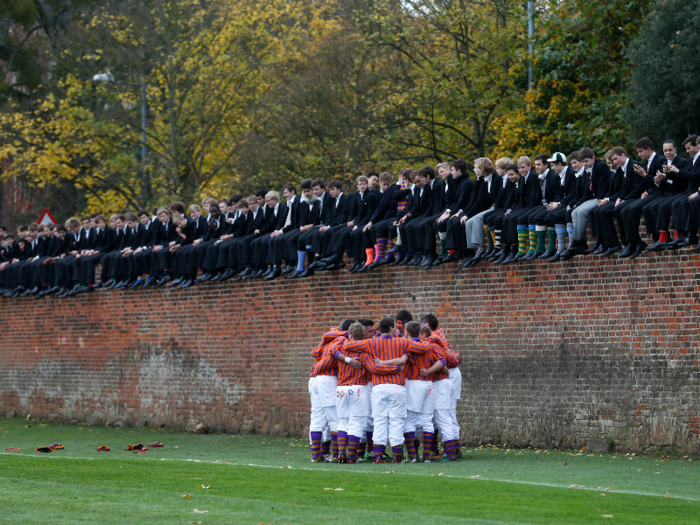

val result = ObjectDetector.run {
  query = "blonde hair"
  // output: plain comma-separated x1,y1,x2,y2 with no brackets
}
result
265,191,280,201
517,156,532,168
189,204,201,213
435,162,450,172
495,157,514,169
474,157,496,175
157,207,171,216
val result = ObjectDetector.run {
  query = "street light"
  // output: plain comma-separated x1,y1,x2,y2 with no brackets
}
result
92,72,148,205
527,1,534,90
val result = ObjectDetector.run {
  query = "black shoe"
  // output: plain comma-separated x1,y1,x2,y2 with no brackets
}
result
355,263,369,273
587,242,602,254
298,269,314,278
210,272,225,282
537,249,554,259
126,278,140,289
102,280,117,290
522,251,536,261
44,286,61,296
617,245,633,259
567,244,587,257
677,236,696,248
177,279,194,290
93,282,104,290
629,242,646,259
440,253,459,264
366,258,383,270
558,249,574,261
398,255,411,266
114,279,127,289
251,269,266,279
602,245,621,257
65,284,80,295
494,251,509,264
157,274,172,286
548,250,563,263
457,256,471,270
388,255,404,266
692,243,700,253
51,287,66,296
408,254,423,266
219,268,236,281
326,261,346,271
261,267,274,279
488,248,504,262
265,268,282,281
286,270,302,279
196,272,212,283
282,265,296,275
168,277,184,287
387,244,402,254
500,253,517,265
22,286,39,296
646,240,667,252
321,256,340,265
466,253,482,268
144,278,156,288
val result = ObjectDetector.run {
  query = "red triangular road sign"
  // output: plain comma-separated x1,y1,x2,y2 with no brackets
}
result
38,209,57,225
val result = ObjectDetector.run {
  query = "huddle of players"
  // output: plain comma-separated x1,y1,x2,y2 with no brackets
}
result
3,134,699,298
308,310,463,464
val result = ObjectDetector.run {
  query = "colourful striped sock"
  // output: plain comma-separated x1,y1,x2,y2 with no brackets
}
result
387,238,395,252
529,225,538,254
484,225,494,250
547,227,556,252
432,431,440,455
375,237,387,259
357,441,366,458
444,440,456,458
555,224,567,252
310,431,323,460
494,229,501,248
455,440,462,453
404,432,416,459
321,440,331,456
337,431,348,457
566,223,574,247
422,432,434,460
414,438,420,455
517,225,528,255
392,446,403,459
373,444,384,457
366,431,373,455
347,435,359,460
331,432,338,459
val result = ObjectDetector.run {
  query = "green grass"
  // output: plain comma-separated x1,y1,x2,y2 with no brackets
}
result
0,418,698,524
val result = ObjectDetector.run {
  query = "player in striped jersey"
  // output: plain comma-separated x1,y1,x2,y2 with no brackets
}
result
309,320,354,462
332,322,374,464
342,317,430,463
422,313,463,459
356,319,376,460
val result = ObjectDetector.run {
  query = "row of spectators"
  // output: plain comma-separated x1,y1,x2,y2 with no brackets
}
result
1,136,699,298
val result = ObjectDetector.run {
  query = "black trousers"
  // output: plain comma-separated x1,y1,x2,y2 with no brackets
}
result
624,195,659,245
503,208,533,244
443,216,466,254
670,190,694,232
417,213,445,253
644,193,678,234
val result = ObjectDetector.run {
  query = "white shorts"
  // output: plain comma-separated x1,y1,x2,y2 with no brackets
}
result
433,379,452,410
448,367,462,401
311,375,338,408
405,379,436,414
336,385,370,419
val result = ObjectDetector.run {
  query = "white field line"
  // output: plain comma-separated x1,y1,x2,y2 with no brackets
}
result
1,452,695,502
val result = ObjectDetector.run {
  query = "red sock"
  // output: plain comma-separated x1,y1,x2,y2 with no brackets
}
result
674,230,680,240
659,231,668,243
448,249,457,255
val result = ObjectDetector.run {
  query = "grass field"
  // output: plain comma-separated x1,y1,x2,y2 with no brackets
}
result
0,417,698,524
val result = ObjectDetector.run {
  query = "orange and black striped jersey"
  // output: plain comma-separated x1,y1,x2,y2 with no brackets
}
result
405,336,449,381
335,339,370,386
343,335,429,386
310,327,346,377
432,328,461,369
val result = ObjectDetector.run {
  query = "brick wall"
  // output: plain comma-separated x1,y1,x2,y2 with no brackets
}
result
1,252,699,454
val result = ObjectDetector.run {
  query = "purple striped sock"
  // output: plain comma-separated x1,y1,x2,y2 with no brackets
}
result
373,444,384,457
310,431,323,460
404,432,416,458
392,446,403,458
347,435,360,460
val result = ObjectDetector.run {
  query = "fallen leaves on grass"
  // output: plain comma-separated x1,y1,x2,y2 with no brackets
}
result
666,493,670,498
191,522,201,524
603,488,613,491
196,485,211,489
469,475,481,479
193,509,209,514
181,495,192,499
280,466,293,469
569,485,585,488
384,471,394,474
602,515,613,518
431,473,444,477
323,488,344,491
5,448,20,451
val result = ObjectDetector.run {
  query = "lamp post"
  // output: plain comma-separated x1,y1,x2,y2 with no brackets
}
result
527,1,534,90
92,72,148,206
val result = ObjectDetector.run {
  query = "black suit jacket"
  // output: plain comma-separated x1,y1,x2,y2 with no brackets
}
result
97,226,117,253
542,169,563,204
464,174,500,217
328,194,350,226
517,171,542,209
316,191,335,226
610,160,645,201
282,196,300,233
428,178,446,216
298,199,321,227
144,220,161,247
370,184,400,222
350,191,377,225
558,167,578,206
642,152,667,196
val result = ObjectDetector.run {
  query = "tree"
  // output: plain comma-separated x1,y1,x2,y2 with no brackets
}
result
493,0,652,158
627,0,700,144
